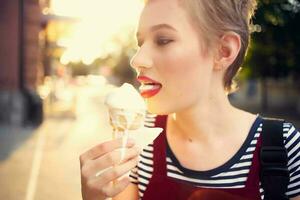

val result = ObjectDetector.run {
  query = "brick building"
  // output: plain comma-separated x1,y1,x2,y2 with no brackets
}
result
0,0,43,125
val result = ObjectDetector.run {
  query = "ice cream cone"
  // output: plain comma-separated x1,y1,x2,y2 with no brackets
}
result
108,107,145,132
105,83,147,161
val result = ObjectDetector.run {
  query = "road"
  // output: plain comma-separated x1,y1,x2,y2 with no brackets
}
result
0,82,115,200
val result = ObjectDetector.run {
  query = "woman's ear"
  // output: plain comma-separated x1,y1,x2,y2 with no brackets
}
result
213,32,241,71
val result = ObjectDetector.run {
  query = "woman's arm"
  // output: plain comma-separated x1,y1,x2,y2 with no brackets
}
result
113,183,139,200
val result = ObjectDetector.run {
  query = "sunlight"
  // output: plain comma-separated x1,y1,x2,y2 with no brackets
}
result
49,0,144,64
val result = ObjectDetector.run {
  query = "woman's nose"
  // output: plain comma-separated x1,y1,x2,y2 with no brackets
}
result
130,47,153,72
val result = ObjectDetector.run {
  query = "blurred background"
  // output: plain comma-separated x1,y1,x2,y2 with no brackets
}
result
0,0,299,199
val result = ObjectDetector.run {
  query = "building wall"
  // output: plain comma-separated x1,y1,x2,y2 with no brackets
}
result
0,0,20,90
0,0,42,125
0,0,41,90
24,0,42,90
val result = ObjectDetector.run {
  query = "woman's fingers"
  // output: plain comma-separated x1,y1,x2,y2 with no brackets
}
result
80,137,135,165
82,146,140,178
82,176,130,200
80,138,139,200
82,157,138,199
101,177,131,198
89,156,138,189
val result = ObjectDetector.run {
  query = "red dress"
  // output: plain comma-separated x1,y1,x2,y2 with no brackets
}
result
142,115,262,200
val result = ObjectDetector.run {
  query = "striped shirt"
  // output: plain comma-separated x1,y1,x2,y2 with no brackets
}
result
130,115,300,199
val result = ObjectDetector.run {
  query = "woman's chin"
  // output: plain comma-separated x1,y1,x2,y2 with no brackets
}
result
146,100,172,115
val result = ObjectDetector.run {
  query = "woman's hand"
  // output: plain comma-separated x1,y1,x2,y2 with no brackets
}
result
80,137,139,200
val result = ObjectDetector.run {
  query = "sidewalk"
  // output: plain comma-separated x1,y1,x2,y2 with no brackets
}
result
0,82,113,200
0,125,35,161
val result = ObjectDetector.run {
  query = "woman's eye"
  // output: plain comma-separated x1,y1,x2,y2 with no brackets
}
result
156,38,172,46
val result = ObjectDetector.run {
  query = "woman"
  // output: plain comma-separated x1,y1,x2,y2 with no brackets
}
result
80,0,300,199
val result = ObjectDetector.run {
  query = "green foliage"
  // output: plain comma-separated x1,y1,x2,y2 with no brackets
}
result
243,0,300,80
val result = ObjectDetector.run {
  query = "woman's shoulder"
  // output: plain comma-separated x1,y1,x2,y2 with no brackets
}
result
281,120,300,154
259,116,299,150
282,120,299,139
259,117,299,145
280,120,300,198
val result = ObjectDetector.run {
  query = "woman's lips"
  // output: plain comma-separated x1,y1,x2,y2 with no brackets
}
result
137,76,162,98
139,84,162,98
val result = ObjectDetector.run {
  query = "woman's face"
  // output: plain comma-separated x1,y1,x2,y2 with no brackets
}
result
131,0,216,115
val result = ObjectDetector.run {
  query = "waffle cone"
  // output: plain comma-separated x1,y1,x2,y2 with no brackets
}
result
108,107,145,131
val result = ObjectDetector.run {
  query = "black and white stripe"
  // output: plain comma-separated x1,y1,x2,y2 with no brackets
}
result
144,113,156,128
284,123,300,198
130,117,300,199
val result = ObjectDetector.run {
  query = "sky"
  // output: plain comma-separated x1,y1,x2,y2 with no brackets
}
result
49,0,144,65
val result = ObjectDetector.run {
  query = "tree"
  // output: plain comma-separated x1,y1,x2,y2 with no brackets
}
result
243,0,300,110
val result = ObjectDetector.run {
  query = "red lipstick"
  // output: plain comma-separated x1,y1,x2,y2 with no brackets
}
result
137,76,162,98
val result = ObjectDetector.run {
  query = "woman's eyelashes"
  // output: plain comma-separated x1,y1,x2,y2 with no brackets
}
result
155,37,173,46
136,35,173,48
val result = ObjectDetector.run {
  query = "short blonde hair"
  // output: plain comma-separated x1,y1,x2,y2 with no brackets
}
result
180,0,257,93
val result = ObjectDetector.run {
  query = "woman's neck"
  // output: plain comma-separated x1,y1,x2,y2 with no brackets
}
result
168,91,244,143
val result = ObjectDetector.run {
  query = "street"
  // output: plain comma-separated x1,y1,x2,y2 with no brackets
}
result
0,81,115,200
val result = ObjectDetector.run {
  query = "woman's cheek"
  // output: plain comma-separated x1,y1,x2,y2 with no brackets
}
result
163,66,197,103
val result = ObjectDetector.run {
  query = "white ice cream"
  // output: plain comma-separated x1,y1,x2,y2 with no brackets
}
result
105,83,146,111
104,83,162,163
105,83,146,131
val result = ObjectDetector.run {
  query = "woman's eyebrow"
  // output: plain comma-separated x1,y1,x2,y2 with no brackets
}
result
136,23,177,39
150,23,177,32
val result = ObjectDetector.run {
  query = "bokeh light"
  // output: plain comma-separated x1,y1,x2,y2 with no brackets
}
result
49,0,144,64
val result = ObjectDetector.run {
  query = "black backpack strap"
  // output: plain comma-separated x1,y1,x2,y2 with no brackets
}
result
260,118,289,200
